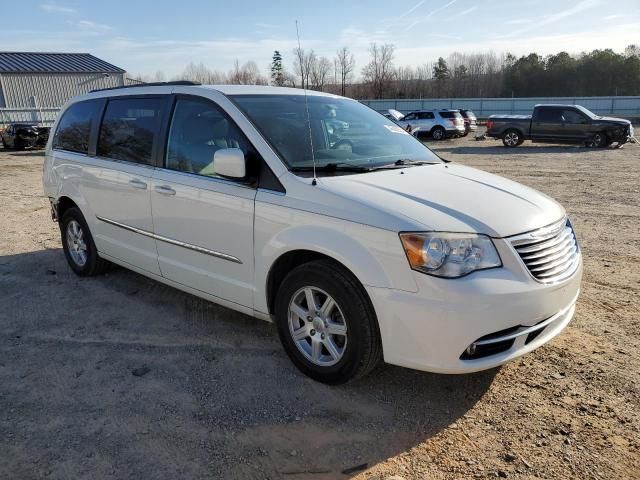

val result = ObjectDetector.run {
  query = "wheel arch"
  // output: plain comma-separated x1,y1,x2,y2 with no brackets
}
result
56,196,80,221
265,249,378,316
503,126,524,137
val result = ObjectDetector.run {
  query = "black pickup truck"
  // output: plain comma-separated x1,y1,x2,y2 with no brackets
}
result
0,123,50,150
486,104,634,148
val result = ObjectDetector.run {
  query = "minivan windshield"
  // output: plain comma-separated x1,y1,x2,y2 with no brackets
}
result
230,94,442,172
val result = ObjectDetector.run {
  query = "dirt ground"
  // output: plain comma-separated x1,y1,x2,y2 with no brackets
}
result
0,134,638,480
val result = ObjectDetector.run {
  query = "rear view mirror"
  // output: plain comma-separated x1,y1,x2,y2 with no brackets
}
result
213,148,246,178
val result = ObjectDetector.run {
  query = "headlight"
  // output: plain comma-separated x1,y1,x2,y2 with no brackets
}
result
399,232,501,278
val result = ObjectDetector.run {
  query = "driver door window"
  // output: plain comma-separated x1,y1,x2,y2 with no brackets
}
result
561,110,587,124
165,98,253,180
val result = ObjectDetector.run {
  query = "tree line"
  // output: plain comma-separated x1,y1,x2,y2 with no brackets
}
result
134,44,640,99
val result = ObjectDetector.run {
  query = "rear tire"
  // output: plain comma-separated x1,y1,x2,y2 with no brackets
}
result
60,207,110,276
274,260,382,384
502,129,522,147
431,126,446,141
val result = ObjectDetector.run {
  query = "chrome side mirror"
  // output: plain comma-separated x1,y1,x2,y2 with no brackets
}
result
213,148,246,178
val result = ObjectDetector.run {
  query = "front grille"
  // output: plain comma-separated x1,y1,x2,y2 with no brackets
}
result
511,218,580,283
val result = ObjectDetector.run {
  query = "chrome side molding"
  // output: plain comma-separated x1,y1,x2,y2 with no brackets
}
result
95,215,243,264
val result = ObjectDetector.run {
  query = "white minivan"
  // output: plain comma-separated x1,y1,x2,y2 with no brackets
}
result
43,83,582,384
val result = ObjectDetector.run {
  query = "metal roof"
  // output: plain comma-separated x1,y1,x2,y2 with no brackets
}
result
0,52,125,74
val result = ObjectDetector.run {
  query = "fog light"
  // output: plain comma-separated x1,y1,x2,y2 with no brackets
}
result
465,343,477,356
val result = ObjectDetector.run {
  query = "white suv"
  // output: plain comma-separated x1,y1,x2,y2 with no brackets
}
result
43,83,582,384
387,109,466,139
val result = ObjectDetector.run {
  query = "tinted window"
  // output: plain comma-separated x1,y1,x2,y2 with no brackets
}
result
53,100,101,154
418,112,435,119
439,111,463,119
535,108,563,122
98,97,164,164
231,94,442,169
562,109,587,124
165,98,256,179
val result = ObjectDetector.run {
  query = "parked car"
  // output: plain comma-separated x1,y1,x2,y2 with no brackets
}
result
486,104,634,147
456,109,478,136
0,123,50,149
387,109,465,140
44,83,582,384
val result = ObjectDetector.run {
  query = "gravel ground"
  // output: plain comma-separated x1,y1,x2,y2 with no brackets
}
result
0,135,638,480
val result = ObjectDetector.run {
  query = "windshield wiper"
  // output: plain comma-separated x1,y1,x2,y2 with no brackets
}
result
392,159,440,166
290,162,372,173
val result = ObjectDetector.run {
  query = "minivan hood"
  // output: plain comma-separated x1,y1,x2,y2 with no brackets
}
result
321,163,565,237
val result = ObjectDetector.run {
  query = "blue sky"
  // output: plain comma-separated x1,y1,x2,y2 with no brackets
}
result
3,0,639,78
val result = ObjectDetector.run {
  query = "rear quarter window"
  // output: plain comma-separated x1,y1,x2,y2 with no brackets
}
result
53,100,102,154
439,111,463,119
98,97,165,165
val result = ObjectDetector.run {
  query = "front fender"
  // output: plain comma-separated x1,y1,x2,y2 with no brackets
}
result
253,200,418,314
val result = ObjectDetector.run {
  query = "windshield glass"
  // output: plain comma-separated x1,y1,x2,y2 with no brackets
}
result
230,94,442,170
574,105,598,119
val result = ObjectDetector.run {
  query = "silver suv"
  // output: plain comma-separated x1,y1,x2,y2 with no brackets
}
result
387,109,465,140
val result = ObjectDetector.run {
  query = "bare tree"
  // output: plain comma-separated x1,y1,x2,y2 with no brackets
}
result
335,47,356,96
361,43,396,99
153,70,166,82
179,62,227,84
293,48,316,89
310,56,332,91
228,60,268,85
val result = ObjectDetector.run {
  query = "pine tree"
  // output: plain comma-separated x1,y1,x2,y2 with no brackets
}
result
271,51,284,86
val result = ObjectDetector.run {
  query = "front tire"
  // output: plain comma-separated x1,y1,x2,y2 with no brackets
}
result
587,131,607,148
60,207,110,276
274,260,382,384
431,126,446,141
502,129,521,147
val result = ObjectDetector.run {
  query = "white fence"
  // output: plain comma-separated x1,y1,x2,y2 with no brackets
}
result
3,96,640,128
361,96,640,119
0,107,59,128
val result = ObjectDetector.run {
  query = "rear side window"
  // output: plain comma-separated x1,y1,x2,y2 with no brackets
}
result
535,108,562,122
98,97,164,165
53,100,101,154
439,111,462,119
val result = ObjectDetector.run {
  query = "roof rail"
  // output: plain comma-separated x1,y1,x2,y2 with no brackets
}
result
90,80,201,93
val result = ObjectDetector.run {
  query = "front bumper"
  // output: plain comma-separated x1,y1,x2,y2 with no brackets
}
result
366,247,582,374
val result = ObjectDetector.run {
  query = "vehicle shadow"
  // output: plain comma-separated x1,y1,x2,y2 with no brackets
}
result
0,248,497,479
5,149,46,157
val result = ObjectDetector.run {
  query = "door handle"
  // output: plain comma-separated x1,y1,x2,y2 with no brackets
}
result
129,178,147,189
154,185,176,196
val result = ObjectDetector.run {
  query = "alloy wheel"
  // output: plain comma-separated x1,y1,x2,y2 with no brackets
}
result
504,132,519,146
288,286,348,367
66,220,88,267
